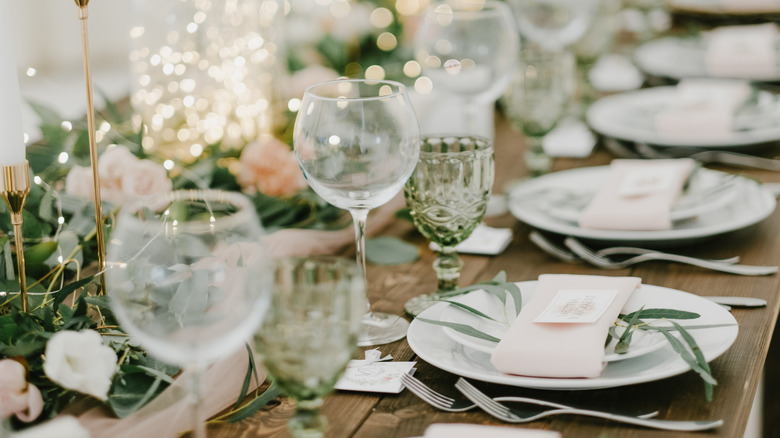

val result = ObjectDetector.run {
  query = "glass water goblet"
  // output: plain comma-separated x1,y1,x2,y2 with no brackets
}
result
414,0,519,135
294,79,420,346
507,0,599,52
504,49,575,178
106,190,273,438
403,135,495,316
254,256,365,438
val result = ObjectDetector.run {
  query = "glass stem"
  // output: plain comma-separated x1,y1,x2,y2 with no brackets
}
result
434,245,464,292
188,362,206,438
289,399,327,438
524,135,553,178
349,208,371,313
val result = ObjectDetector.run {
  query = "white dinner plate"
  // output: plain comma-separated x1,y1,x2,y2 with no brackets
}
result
634,37,780,82
408,282,738,390
507,166,776,246
539,168,739,224
439,288,667,362
586,86,780,148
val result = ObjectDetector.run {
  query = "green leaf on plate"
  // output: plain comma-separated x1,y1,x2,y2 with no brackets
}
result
620,308,700,321
416,317,500,343
366,236,419,265
614,306,644,354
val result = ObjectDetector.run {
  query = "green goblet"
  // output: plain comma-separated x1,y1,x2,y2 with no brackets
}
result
403,135,495,316
254,256,365,438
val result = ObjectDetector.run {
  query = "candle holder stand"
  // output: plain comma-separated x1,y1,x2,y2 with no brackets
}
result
2,162,30,312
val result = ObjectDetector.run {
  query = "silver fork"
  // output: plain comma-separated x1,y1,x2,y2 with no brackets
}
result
564,236,778,276
529,231,741,265
400,373,657,417
455,378,724,432
634,142,780,172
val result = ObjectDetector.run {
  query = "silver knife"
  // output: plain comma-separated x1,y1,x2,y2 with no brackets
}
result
703,296,767,308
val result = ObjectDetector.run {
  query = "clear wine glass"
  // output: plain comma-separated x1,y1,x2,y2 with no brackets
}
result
254,256,365,438
106,190,272,438
403,135,495,316
504,48,575,178
507,0,600,52
414,0,519,135
293,79,420,346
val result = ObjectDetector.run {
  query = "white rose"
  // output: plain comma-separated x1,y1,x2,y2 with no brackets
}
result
13,415,90,438
64,166,95,200
98,145,138,191
43,330,117,401
121,159,173,201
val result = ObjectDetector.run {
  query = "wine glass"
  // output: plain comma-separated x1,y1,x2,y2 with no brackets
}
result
254,256,365,438
293,79,420,346
106,190,272,438
414,0,519,135
507,0,599,52
403,135,494,316
504,48,575,177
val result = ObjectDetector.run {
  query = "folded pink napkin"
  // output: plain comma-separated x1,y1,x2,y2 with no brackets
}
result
704,23,778,79
424,423,561,438
654,79,752,139
490,274,641,378
578,159,696,231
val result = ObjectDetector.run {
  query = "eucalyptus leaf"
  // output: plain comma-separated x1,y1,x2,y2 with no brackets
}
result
108,371,166,418
615,307,644,354
438,299,501,322
416,317,500,343
621,308,700,321
169,271,209,317
227,381,281,423
366,236,419,265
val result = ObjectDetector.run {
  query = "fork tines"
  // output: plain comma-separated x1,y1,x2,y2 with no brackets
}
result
401,373,455,409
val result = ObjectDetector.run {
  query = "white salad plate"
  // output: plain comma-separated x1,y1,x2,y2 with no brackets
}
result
586,86,780,148
506,166,776,246
407,281,738,390
438,288,667,362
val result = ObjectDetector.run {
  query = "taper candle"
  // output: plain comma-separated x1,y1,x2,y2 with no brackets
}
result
0,5,26,166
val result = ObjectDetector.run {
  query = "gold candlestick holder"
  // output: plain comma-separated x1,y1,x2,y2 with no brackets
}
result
2,162,30,313
75,0,107,294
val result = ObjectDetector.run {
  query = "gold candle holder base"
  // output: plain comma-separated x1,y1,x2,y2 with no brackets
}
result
2,162,31,312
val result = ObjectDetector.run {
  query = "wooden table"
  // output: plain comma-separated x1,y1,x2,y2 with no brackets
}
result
210,113,780,438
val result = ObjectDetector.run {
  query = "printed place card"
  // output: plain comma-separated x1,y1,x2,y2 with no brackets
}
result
429,223,513,255
534,289,618,323
618,167,676,197
334,360,416,394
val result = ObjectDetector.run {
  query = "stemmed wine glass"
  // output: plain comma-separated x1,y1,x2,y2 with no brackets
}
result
294,79,420,346
106,190,272,438
507,0,599,52
403,135,494,316
504,49,575,177
254,256,365,438
414,0,519,135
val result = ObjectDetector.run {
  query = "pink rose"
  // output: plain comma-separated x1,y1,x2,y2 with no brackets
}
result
0,359,43,423
237,137,306,197
285,65,341,100
121,159,173,200
98,145,137,192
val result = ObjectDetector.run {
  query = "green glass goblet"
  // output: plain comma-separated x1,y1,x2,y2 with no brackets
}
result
253,256,365,438
403,135,495,316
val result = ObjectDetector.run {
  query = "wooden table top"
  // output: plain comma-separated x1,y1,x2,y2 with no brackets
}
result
208,113,780,438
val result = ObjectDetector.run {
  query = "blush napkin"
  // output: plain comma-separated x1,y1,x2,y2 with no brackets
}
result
578,159,696,231
490,274,641,378
424,423,561,438
704,23,778,79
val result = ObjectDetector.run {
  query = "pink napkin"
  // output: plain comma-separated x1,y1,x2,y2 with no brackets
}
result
704,23,778,79
490,274,641,378
424,423,561,438
654,79,752,140
578,159,696,231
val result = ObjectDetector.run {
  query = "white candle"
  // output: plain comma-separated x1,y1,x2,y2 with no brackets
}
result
0,5,26,166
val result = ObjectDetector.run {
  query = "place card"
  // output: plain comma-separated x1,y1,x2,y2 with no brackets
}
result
429,223,513,255
618,166,677,197
334,358,416,393
534,289,618,324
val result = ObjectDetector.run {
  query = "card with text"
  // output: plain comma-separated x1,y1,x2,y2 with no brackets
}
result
534,289,618,323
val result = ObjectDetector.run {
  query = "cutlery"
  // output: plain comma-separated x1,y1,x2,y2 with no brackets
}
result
564,236,778,276
701,296,767,308
455,378,724,431
529,231,741,265
399,373,658,417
